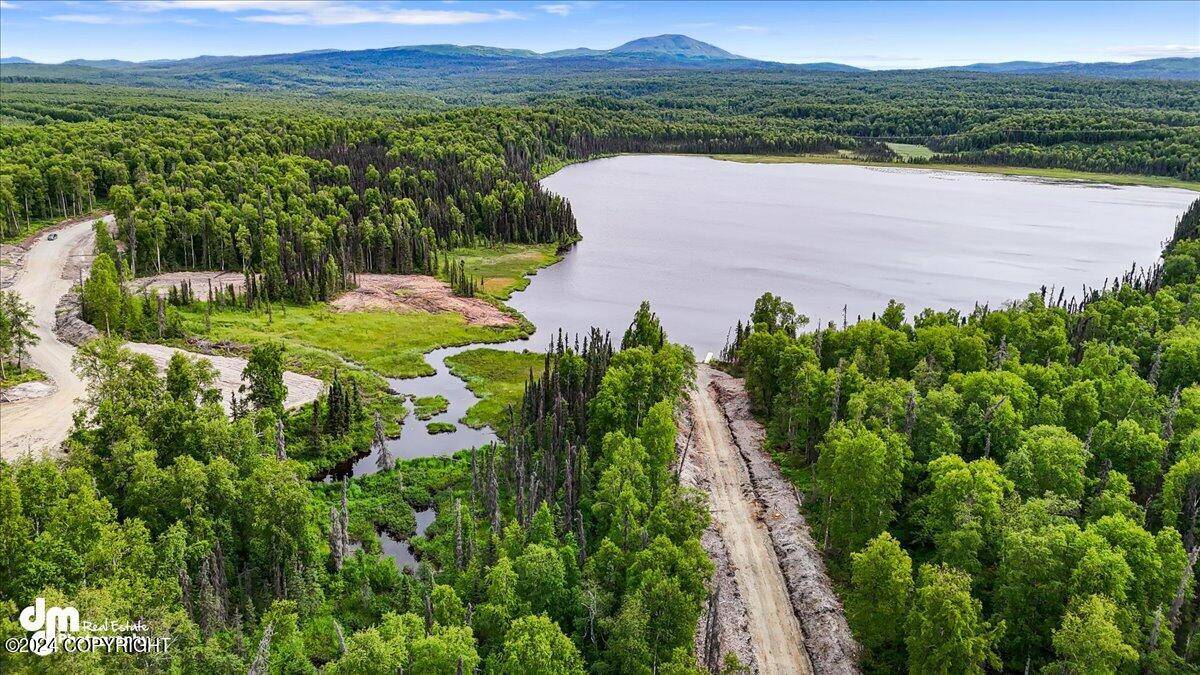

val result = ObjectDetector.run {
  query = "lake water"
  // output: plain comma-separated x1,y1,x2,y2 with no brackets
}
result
525,155,1196,356
324,155,1195,473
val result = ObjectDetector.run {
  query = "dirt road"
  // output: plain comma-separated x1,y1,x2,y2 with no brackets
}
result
1,218,100,460
689,365,814,675
1,217,322,461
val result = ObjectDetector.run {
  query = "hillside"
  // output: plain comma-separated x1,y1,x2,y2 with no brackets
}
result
5,34,1195,91
942,56,1200,79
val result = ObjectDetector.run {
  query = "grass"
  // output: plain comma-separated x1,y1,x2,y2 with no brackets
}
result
444,243,564,301
426,421,456,434
886,142,935,161
533,153,616,180
445,348,544,432
177,301,528,379
413,394,449,420
710,153,1200,191
0,366,47,390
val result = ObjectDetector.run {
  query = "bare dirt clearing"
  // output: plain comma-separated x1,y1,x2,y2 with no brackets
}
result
2,218,322,460
125,342,321,412
1,218,100,459
687,365,815,675
331,274,516,327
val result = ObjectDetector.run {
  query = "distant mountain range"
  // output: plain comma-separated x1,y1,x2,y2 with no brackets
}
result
942,57,1200,79
2,34,1196,89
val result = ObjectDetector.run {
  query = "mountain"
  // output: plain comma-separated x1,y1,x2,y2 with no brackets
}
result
542,48,609,58
62,58,140,69
0,35,818,90
0,56,34,64
608,34,743,60
787,62,865,73
3,36,1193,92
941,57,1199,80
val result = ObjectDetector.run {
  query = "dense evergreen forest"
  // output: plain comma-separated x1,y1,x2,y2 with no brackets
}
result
724,200,1200,673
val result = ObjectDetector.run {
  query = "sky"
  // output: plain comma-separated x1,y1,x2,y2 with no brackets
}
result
1,0,1198,68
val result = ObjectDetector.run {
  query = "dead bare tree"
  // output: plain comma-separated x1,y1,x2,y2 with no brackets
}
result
374,411,393,472
248,622,274,675
275,417,287,461
702,580,723,673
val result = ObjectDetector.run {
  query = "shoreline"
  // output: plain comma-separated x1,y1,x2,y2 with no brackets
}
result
705,153,1200,192
538,151,1199,192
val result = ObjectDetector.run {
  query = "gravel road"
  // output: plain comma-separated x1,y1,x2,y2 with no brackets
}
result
689,365,814,675
1,217,321,460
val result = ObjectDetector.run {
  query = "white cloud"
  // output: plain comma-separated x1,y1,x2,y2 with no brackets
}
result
538,4,572,16
731,24,767,34
243,7,520,26
113,1,520,25
49,13,121,24
1100,44,1200,59
118,1,332,11
0,1,17,9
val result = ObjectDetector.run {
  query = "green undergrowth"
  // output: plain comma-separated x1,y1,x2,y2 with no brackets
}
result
321,454,468,553
0,366,47,390
444,243,563,301
445,348,545,433
426,421,456,434
177,301,528,379
412,394,449,420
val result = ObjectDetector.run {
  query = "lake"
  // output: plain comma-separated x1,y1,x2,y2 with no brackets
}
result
324,155,1196,471
522,155,1196,356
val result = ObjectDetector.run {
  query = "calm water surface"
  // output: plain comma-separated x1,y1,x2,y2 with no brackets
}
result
527,155,1196,356
327,155,1195,472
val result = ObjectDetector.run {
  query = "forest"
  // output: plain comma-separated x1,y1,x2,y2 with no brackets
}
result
0,64,1199,673
723,199,1200,673
2,303,705,672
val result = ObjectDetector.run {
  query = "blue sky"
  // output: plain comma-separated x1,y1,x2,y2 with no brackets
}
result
1,1,1197,68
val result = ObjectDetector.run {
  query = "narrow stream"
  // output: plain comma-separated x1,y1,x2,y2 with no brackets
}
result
322,340,532,481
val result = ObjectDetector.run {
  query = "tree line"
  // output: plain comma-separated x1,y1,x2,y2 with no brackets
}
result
724,198,1200,673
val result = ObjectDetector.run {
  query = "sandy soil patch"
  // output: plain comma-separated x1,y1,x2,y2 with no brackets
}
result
126,342,322,412
332,274,516,328
0,380,57,403
0,217,100,460
688,365,815,675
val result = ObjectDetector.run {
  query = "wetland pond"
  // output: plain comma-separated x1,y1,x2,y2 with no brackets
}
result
527,155,1196,357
